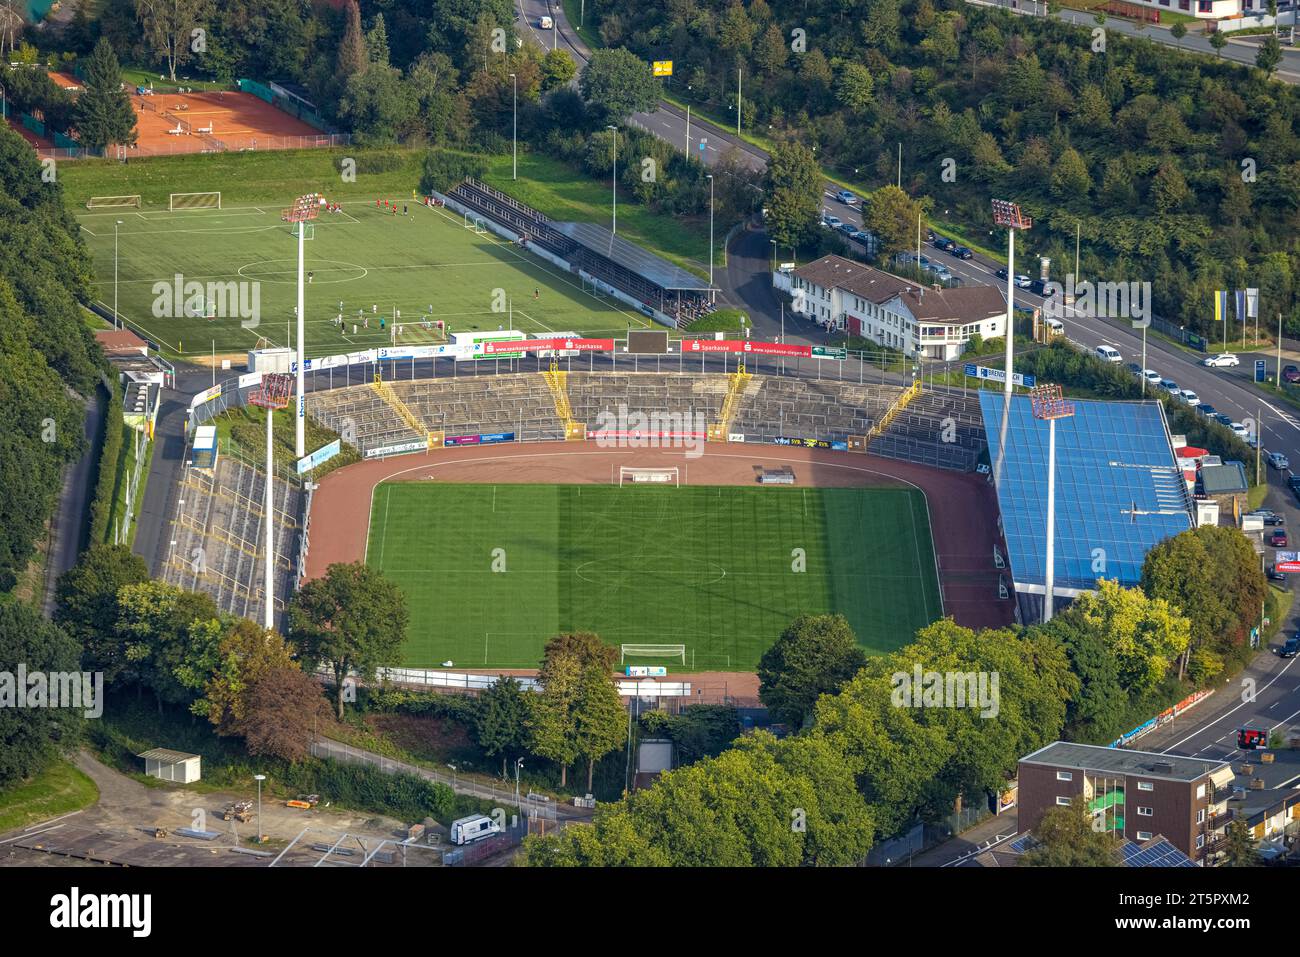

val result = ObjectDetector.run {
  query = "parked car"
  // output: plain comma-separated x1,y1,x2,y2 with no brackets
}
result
1126,363,1144,376
823,215,843,229
1179,390,1201,406
1095,345,1122,363
1269,529,1288,547
951,246,974,259
1212,412,1233,427
930,265,954,282
1013,274,1033,288
849,228,871,243
835,189,857,205
1202,353,1240,368
918,255,932,268
1029,279,1049,296
1159,379,1180,393
1142,369,1161,385
1230,422,1250,439
1281,635,1300,658
933,236,956,251
1196,403,1217,418
1268,566,1288,582
1284,364,1300,384
836,222,857,237
996,268,1009,281
1269,451,1291,470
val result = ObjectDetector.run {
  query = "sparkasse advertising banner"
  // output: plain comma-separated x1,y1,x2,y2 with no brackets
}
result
680,339,812,357
483,337,615,354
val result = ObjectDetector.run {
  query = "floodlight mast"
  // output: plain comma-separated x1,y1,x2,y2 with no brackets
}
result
283,196,320,458
1030,383,1074,624
992,200,1032,396
249,373,293,628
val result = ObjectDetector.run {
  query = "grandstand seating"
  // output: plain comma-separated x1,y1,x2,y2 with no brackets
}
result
305,372,986,471
162,452,301,625
568,372,732,429
446,178,714,323
309,374,567,452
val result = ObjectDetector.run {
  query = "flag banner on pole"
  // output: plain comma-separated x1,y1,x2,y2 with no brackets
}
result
1214,290,1227,322
1234,289,1246,325
1246,287,1259,319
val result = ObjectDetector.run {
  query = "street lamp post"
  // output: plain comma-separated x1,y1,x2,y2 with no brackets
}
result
515,758,524,812
707,173,715,288
607,125,618,235
991,199,1033,396
510,73,517,181
253,773,266,844
113,220,124,329
1030,384,1075,624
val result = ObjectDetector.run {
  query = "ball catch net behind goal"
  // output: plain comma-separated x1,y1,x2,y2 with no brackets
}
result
170,191,222,211
620,644,687,665
86,195,141,209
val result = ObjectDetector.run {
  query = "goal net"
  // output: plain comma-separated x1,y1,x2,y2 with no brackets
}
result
620,644,686,665
619,466,680,487
462,212,486,234
170,191,221,211
87,195,141,209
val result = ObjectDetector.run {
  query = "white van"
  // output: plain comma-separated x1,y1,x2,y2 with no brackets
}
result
1095,344,1122,363
450,814,502,845
539,15,554,29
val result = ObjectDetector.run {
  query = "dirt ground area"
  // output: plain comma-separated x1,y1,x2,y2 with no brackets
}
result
128,90,325,157
0,751,435,868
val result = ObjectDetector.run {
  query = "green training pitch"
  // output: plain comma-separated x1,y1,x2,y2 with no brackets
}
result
75,200,651,359
366,482,943,671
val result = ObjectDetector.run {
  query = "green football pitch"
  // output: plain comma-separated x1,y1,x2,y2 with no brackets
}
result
75,200,651,358
366,482,943,671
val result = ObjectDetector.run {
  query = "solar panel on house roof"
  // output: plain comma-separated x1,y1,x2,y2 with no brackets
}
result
1121,837,1197,867
978,393,1192,591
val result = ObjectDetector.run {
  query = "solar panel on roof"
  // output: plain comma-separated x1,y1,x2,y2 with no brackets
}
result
1121,838,1196,867
979,393,1192,591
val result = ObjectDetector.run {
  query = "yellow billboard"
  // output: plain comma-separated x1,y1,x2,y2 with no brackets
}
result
653,60,673,77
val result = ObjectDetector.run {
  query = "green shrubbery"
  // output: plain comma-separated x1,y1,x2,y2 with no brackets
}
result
86,381,125,546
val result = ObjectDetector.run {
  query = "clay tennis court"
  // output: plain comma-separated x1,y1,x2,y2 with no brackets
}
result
304,442,1014,696
126,90,330,157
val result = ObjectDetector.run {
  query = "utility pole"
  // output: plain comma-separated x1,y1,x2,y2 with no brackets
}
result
510,73,517,181
736,67,742,136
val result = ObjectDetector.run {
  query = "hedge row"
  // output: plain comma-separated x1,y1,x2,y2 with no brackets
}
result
86,380,125,546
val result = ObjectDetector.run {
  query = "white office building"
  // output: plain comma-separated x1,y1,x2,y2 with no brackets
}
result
783,255,1008,361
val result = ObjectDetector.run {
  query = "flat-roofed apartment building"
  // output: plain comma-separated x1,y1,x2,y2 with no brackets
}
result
786,255,1007,360
1018,742,1235,864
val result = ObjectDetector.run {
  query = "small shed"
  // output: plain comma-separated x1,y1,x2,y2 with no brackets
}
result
138,748,202,783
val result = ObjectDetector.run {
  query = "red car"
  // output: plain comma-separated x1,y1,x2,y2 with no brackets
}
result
1238,727,1268,749
1271,529,1289,547
1284,364,1300,384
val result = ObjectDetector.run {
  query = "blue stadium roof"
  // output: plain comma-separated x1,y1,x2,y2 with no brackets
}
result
978,393,1192,592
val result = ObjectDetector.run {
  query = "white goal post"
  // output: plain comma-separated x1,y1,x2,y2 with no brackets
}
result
620,644,687,665
170,191,221,211
462,211,486,234
618,466,680,487
86,195,141,209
